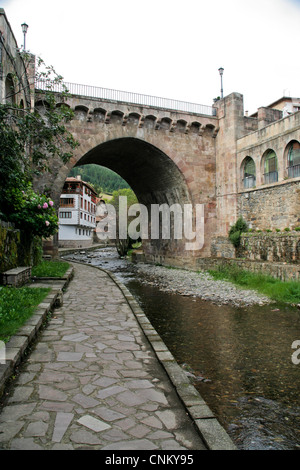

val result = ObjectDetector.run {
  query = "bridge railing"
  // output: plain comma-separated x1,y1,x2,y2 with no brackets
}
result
35,79,216,117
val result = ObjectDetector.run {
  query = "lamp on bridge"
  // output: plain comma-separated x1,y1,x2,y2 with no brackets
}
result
218,67,224,99
21,22,28,50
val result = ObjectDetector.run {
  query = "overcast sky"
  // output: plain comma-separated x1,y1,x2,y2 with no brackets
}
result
2,0,300,115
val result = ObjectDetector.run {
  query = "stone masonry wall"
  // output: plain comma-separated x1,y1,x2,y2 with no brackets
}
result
196,256,300,281
210,236,236,259
238,180,300,231
206,232,300,281
240,232,300,263
0,221,20,272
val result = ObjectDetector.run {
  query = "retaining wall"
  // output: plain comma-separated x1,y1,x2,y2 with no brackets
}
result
0,221,20,272
240,232,300,263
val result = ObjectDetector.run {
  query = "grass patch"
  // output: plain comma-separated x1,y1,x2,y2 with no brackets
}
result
0,286,51,343
208,265,300,305
31,260,70,278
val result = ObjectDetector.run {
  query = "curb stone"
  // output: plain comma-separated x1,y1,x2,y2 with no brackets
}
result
69,260,237,451
0,267,74,399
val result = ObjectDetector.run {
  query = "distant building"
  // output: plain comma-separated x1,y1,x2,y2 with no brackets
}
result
58,176,97,248
269,97,300,117
251,97,300,119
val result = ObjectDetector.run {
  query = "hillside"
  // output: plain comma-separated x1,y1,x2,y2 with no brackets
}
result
68,164,130,195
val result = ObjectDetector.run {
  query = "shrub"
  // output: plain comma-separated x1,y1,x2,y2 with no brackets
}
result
228,217,248,247
10,185,58,238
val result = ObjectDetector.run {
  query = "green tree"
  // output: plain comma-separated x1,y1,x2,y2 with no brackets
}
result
0,55,79,230
68,164,130,194
109,188,139,257
228,217,248,247
0,56,79,265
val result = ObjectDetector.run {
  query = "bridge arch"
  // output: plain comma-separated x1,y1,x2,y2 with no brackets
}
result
75,137,191,206
53,136,201,262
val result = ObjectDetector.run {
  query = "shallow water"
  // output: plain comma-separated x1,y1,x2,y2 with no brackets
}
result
64,247,300,450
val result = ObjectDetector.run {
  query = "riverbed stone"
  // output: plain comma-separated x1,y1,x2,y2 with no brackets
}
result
132,261,271,307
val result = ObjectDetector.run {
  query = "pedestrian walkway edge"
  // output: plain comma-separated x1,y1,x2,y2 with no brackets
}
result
70,261,237,451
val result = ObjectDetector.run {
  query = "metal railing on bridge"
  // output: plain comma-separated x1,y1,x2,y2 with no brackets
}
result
35,79,216,117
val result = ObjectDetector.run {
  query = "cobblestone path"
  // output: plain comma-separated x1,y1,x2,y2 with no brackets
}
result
0,263,206,450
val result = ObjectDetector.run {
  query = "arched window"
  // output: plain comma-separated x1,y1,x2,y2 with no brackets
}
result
5,74,16,105
287,141,300,178
242,157,256,188
19,99,25,117
263,150,278,184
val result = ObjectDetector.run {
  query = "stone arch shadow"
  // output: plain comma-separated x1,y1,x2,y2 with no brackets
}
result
64,137,197,263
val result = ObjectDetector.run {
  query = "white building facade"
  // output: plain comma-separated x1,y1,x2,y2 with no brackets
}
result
58,176,97,248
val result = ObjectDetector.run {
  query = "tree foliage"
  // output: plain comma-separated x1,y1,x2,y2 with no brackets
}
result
0,55,79,236
109,188,139,257
228,216,248,247
11,186,58,238
69,164,130,195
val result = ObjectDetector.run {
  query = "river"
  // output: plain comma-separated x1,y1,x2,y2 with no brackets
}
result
62,247,300,450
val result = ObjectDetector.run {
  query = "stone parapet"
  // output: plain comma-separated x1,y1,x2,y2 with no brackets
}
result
210,236,236,259
196,257,300,281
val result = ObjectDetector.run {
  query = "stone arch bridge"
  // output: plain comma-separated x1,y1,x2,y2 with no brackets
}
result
35,83,223,266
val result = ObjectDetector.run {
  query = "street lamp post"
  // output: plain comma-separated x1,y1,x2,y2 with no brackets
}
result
21,23,28,50
218,67,224,99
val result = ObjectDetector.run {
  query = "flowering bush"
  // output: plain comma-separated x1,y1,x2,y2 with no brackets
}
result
11,186,58,238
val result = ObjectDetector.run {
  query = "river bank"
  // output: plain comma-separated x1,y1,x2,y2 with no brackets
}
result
62,247,272,308
130,263,272,308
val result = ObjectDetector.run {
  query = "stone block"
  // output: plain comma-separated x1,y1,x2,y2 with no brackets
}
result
194,418,237,450
1,266,31,286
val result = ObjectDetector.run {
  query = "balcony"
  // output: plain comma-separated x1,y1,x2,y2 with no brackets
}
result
264,171,278,184
62,187,83,195
243,175,256,189
288,164,300,179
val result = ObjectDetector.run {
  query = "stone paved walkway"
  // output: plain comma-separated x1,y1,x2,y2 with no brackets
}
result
0,263,207,450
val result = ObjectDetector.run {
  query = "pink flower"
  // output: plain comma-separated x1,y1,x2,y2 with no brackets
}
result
45,221,50,226
43,202,48,209
49,200,54,207
37,204,41,209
